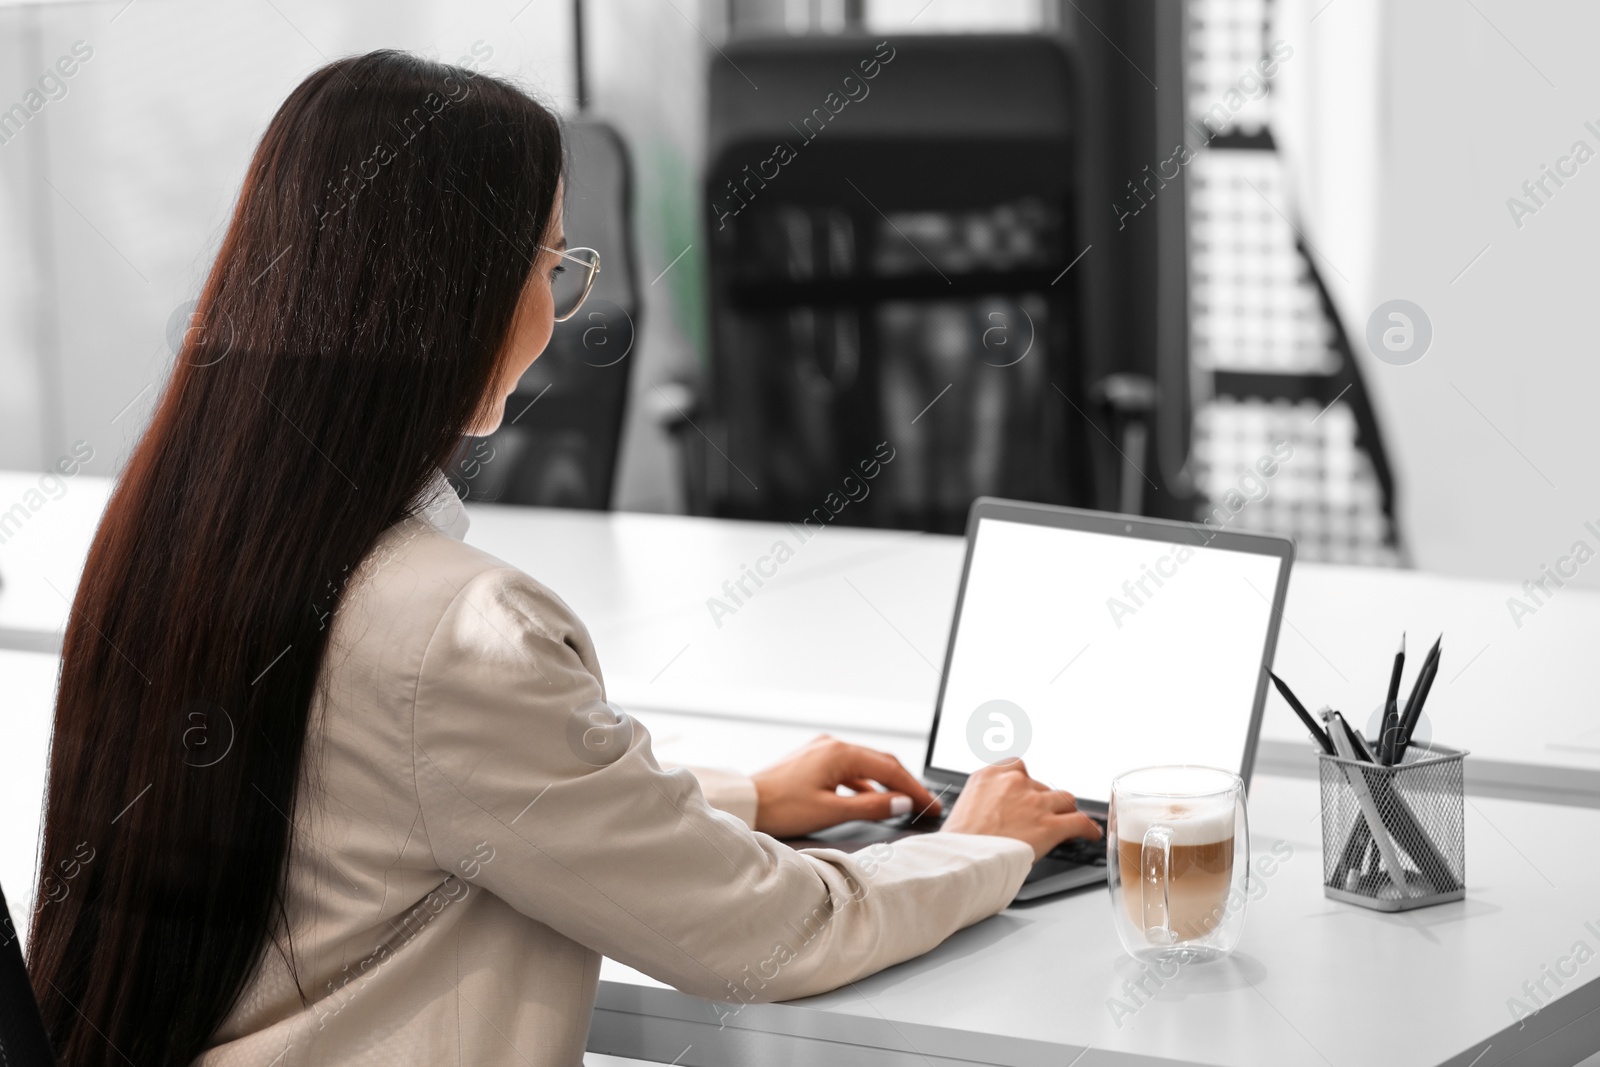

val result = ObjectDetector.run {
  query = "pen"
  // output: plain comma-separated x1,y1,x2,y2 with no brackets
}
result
1335,819,1370,886
1326,706,1454,891
1323,708,1412,897
1328,708,1378,764
1379,633,1405,764
1327,707,1459,894
1268,670,1335,755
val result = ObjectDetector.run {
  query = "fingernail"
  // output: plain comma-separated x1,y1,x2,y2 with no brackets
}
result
890,795,912,817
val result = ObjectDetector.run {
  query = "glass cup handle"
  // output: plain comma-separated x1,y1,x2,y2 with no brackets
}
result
1141,825,1175,944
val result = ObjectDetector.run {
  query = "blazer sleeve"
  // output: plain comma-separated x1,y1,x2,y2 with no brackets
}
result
410,567,1034,1003
673,765,759,829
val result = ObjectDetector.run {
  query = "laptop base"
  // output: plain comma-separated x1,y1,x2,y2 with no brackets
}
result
782,815,1108,902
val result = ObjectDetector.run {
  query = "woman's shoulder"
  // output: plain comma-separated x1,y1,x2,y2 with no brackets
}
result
330,517,592,671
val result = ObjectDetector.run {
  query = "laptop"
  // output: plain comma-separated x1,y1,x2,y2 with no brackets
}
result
785,496,1294,900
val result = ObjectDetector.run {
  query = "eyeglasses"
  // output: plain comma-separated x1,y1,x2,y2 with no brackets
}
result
538,245,601,322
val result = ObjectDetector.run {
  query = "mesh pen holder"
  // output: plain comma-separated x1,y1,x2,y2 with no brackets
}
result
1318,740,1467,912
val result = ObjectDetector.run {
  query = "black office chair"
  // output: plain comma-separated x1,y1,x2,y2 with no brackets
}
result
674,33,1109,534
448,118,641,509
0,884,54,1066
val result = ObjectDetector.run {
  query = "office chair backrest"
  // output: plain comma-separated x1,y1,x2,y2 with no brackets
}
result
449,118,640,509
699,34,1090,533
0,884,54,1066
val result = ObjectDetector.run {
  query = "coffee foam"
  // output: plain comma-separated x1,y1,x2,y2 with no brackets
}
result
1114,794,1235,846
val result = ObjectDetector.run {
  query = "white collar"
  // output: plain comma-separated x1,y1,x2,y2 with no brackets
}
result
414,468,471,542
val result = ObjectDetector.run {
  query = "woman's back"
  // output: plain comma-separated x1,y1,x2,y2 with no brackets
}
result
203,482,606,1063
201,477,1032,1066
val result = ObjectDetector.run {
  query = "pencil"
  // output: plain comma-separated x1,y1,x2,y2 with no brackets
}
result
1380,633,1405,764
1393,638,1442,764
1268,670,1334,754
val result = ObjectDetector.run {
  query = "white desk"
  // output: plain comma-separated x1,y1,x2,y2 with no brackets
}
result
2,473,1598,801
0,472,110,653
0,649,59,922
3,475,1599,1064
610,711,1600,1067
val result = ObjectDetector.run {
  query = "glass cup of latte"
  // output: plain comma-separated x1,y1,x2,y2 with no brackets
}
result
1107,765,1249,965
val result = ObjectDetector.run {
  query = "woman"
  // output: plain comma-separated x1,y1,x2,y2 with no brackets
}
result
28,51,1099,1066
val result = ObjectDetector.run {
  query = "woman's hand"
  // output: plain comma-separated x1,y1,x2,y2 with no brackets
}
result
941,759,1102,862
751,735,942,838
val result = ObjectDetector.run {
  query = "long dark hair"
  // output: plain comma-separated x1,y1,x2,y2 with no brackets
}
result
28,50,563,1066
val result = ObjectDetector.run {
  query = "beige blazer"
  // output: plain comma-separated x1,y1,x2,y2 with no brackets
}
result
201,474,1033,1066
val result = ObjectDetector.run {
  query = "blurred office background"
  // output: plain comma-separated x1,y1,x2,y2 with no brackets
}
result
1,0,1596,584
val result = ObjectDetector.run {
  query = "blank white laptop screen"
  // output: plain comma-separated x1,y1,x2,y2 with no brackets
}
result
926,516,1286,801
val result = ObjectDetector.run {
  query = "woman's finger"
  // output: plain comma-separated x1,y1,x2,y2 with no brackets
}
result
1050,810,1104,841
837,747,940,814
836,789,914,822
1043,789,1079,814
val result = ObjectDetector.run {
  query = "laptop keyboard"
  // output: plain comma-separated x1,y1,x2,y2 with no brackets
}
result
1048,830,1108,866
895,810,1108,866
